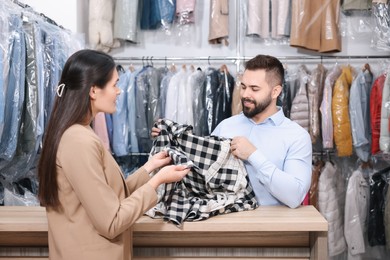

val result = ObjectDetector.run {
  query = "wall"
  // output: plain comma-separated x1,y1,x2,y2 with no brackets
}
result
19,0,389,72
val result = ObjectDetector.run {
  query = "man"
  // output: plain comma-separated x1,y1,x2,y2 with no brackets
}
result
153,55,312,208
213,55,312,208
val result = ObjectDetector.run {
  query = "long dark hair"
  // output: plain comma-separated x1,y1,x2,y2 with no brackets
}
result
38,49,116,209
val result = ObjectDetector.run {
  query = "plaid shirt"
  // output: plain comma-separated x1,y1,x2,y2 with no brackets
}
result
147,119,258,226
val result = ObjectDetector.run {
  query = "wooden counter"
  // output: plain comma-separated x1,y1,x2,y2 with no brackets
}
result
0,205,328,259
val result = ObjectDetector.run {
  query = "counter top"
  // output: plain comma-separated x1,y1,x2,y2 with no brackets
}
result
0,205,328,259
0,205,327,233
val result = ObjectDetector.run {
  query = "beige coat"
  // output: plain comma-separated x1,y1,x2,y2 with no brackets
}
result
290,0,341,52
46,124,157,260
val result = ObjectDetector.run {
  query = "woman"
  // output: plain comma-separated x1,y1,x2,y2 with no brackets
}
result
38,49,189,260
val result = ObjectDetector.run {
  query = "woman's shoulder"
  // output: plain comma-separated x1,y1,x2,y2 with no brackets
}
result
60,124,100,147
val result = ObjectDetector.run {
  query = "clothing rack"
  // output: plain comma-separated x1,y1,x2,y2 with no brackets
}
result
10,0,64,29
114,55,390,62
114,55,390,72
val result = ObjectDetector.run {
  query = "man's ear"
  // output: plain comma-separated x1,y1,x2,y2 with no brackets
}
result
272,85,282,99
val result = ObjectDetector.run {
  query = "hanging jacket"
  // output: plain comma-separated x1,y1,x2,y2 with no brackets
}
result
380,73,390,153
208,0,229,45
246,0,270,38
189,69,208,136
290,0,341,52
212,68,234,131
332,66,354,157
370,74,386,154
89,0,120,52
344,168,370,257
320,65,342,149
318,161,347,256
284,66,300,118
368,172,388,246
231,72,242,116
309,160,324,210
308,64,326,143
271,0,291,38
349,69,373,162
290,65,310,131
114,0,139,43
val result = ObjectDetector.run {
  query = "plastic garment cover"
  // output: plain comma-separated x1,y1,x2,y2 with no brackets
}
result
4,186,39,206
208,0,229,45
212,66,234,131
320,66,342,156
246,0,270,38
114,0,139,42
112,69,130,156
318,161,347,256
135,66,164,153
379,71,390,153
349,68,373,162
158,0,176,33
89,0,120,52
344,168,370,256
283,65,300,118
231,72,243,116
309,159,325,210
308,64,327,143
290,0,341,52
367,171,388,246
342,0,372,11
290,65,310,131
332,66,354,157
176,0,196,25
189,68,208,136
0,3,9,140
371,0,390,51
0,14,26,162
246,0,291,40
370,74,386,155
141,0,162,30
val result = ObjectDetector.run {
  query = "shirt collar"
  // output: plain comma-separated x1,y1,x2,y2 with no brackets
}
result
248,107,285,126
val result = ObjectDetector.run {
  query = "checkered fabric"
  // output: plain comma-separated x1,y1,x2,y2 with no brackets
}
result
146,119,258,226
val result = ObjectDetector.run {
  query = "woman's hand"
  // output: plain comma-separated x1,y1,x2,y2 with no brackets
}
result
148,165,190,190
143,151,171,173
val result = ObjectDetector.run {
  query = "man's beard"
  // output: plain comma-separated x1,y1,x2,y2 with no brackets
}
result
241,94,272,118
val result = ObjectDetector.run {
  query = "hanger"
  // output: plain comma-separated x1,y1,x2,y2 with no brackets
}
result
220,64,229,74
129,64,135,72
362,63,372,74
170,63,176,73
116,64,125,73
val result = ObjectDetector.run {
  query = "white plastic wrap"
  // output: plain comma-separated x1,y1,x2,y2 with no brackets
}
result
371,0,390,51
245,0,291,45
290,0,341,52
208,0,229,45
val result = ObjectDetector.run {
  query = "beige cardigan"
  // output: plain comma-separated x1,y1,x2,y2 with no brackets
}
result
46,124,157,260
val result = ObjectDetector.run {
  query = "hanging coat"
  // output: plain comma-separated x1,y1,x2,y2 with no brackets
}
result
332,66,354,157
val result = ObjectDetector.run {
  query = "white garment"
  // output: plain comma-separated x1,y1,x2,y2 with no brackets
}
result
247,0,270,38
344,169,369,259
318,161,347,256
177,68,194,126
165,69,182,122
271,0,290,38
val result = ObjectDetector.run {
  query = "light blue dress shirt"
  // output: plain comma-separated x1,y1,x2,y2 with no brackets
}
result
211,108,312,208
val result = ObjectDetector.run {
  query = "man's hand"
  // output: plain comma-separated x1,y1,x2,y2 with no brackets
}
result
151,126,161,138
230,136,256,160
